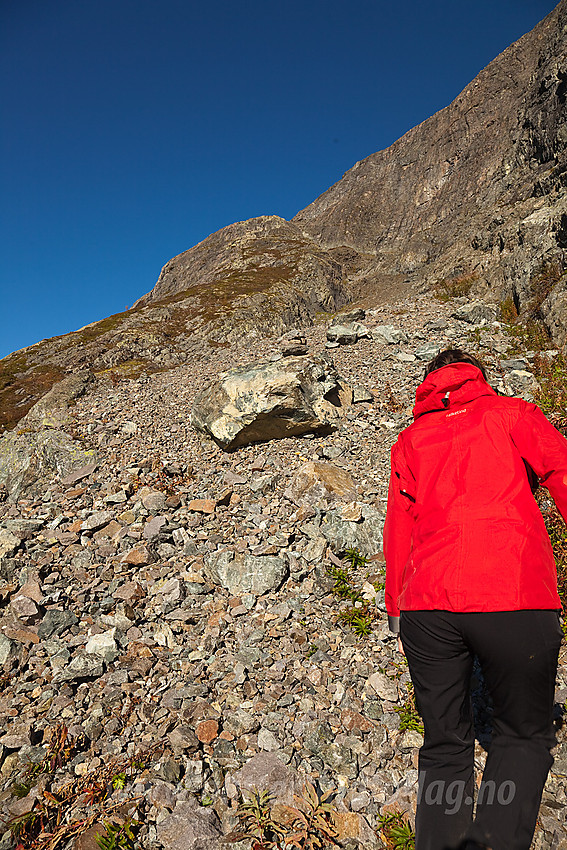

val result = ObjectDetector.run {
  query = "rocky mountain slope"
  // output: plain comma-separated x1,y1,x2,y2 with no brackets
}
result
2,1,565,436
0,290,566,850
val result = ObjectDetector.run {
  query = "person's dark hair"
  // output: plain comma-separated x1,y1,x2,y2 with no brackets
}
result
424,348,488,380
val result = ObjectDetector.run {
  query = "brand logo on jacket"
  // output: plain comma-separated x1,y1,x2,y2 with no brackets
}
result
446,408,467,418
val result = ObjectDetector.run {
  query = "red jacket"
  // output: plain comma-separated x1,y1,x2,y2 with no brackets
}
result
384,363,566,624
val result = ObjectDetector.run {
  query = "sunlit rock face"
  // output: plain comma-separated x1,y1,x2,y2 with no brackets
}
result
190,355,352,450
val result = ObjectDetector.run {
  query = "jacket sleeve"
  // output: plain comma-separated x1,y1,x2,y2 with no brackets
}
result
510,403,567,521
383,437,416,632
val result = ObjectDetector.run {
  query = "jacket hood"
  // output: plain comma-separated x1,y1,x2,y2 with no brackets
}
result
413,363,497,419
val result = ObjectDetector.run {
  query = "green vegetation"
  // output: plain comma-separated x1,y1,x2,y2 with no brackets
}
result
343,547,370,569
95,818,138,850
537,496,567,639
228,783,340,849
229,788,285,849
72,311,128,346
466,326,483,349
377,810,415,850
394,685,424,734
111,772,127,791
503,319,551,355
532,351,567,423
327,563,364,604
336,606,374,637
10,723,78,794
326,549,382,638
95,360,152,381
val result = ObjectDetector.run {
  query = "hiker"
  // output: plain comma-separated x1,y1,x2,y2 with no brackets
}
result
383,348,565,850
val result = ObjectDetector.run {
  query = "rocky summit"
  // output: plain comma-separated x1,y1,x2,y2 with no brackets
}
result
0,293,566,850
0,3,567,848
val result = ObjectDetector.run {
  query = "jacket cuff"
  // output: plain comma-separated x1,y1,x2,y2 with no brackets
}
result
388,615,400,634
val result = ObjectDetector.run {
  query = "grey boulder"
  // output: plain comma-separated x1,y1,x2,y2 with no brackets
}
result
339,308,366,323
0,373,95,501
352,384,374,403
229,751,299,806
452,301,498,324
55,653,104,683
157,798,223,850
320,505,384,557
0,429,96,501
204,550,288,595
373,325,408,345
191,355,351,450
284,461,357,508
0,635,15,666
0,529,20,560
414,342,441,361
278,329,308,356
18,372,93,431
326,322,371,344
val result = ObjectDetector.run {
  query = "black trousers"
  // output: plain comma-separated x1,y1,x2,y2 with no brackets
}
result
400,610,563,850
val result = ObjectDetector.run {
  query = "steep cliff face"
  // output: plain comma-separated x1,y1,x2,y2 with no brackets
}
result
293,0,567,308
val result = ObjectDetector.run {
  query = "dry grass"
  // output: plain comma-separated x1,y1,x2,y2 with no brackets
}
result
0,359,66,435
433,273,477,302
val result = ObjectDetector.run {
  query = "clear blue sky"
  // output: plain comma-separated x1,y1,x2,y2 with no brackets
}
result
0,0,557,360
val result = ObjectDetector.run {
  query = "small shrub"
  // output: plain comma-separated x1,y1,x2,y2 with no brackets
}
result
326,564,363,603
10,723,81,797
343,547,370,569
505,319,551,355
327,550,380,637
537,496,567,639
95,818,137,850
278,781,340,849
532,352,567,426
111,772,126,791
394,685,424,733
378,809,415,850
229,788,284,849
5,739,160,850
337,605,375,638
228,783,340,849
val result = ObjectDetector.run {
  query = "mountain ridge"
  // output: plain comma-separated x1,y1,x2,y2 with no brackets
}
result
0,0,565,433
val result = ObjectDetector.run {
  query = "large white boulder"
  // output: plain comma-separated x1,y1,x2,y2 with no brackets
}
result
191,355,351,450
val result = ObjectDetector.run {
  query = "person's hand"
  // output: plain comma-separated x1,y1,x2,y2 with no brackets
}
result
397,636,405,655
